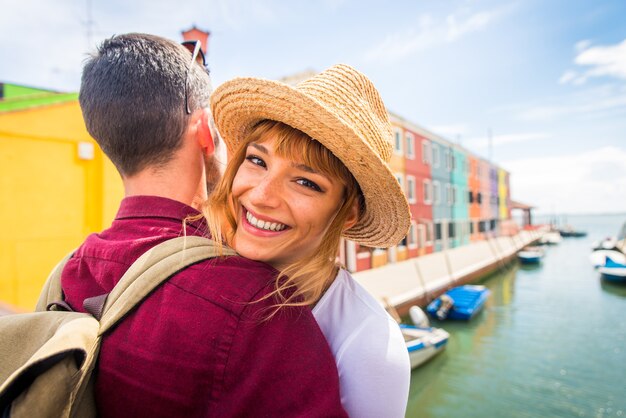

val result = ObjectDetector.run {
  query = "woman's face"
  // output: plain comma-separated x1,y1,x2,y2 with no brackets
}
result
231,135,347,269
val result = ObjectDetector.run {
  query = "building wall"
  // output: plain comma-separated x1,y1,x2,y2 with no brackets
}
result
451,147,469,247
479,158,494,237
467,156,481,241
0,101,124,309
498,168,509,220
429,138,452,251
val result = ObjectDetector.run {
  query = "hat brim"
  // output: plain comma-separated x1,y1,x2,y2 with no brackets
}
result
211,77,411,248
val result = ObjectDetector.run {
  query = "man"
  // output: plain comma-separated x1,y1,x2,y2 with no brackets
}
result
62,33,347,417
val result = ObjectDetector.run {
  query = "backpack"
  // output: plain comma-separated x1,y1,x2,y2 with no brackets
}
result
0,236,234,418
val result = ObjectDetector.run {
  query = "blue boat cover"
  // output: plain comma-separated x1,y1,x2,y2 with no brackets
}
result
426,285,491,320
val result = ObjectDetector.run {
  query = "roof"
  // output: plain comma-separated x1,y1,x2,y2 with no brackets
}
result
0,82,78,113
510,200,535,210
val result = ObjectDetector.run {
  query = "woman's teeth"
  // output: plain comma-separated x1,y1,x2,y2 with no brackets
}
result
246,210,287,232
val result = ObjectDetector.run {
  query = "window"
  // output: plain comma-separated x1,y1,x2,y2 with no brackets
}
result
433,181,441,205
408,222,418,248
393,128,403,155
470,221,474,234
395,173,404,193
432,146,440,168
445,183,452,206
448,222,455,238
435,223,442,241
477,192,482,205
423,179,432,204
469,191,474,204
427,222,434,244
406,176,417,203
405,133,415,159
451,185,457,205
444,150,451,171
490,219,497,231
422,140,431,165
479,221,486,232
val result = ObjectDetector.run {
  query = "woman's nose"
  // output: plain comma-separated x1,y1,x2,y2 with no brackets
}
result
248,173,282,208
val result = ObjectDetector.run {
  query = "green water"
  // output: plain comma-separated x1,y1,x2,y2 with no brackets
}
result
406,214,626,418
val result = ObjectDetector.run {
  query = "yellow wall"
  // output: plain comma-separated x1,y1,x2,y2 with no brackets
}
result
0,102,124,310
498,168,508,220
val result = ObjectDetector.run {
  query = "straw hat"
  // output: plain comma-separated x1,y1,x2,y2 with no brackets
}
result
210,64,411,248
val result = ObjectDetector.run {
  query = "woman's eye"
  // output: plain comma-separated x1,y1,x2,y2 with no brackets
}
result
245,155,266,168
297,178,323,192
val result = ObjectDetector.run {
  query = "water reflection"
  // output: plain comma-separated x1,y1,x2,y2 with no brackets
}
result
600,279,626,298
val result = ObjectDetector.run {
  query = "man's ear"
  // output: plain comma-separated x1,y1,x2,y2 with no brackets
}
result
196,109,214,155
343,199,360,231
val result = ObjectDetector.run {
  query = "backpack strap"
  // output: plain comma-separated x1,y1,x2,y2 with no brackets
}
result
97,236,235,334
34,252,75,312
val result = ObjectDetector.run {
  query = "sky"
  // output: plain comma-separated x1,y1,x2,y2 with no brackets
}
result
1,0,625,216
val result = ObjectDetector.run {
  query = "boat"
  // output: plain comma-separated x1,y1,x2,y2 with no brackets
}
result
426,285,491,321
400,324,450,369
591,237,618,251
598,258,626,283
517,246,544,264
539,231,562,245
558,226,587,237
589,249,626,268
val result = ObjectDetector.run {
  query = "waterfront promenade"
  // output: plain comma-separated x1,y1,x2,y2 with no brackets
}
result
354,229,543,314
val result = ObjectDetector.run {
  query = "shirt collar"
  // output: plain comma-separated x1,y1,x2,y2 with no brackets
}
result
116,195,206,231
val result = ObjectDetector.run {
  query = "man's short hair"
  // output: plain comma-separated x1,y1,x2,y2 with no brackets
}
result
79,33,212,176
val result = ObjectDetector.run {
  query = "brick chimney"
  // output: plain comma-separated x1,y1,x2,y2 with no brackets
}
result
181,25,211,56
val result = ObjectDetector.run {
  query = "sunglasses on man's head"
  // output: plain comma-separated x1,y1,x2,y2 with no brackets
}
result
182,40,208,115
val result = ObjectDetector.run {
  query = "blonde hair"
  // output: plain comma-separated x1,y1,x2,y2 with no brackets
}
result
202,120,362,309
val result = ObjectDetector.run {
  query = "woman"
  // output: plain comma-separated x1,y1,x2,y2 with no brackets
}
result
205,64,412,418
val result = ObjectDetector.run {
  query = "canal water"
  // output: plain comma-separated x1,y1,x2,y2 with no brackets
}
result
406,214,626,418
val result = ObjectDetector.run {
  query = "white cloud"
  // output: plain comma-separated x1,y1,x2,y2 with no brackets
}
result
575,39,592,52
560,38,626,85
517,84,626,122
558,70,579,85
503,146,626,214
365,8,500,61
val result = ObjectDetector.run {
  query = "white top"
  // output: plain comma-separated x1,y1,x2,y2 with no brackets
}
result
312,269,410,418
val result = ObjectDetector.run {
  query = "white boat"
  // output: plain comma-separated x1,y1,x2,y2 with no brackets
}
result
518,246,544,264
591,237,618,251
589,249,626,268
539,231,562,245
400,324,450,369
598,258,626,283
400,306,449,369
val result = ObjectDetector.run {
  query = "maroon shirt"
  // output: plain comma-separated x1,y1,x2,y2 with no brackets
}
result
61,196,347,418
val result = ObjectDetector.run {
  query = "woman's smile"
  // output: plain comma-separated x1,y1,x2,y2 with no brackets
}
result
242,206,289,234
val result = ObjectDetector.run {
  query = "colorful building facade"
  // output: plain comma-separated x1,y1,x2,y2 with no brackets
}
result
0,84,124,309
1,81,513,309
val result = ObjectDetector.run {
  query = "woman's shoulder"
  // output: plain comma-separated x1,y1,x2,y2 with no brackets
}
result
313,269,403,349
321,269,393,321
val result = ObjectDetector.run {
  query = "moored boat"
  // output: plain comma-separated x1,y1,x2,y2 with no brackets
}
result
589,249,626,268
539,231,562,245
400,324,450,369
558,226,587,238
426,285,491,321
517,246,544,264
598,258,626,283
